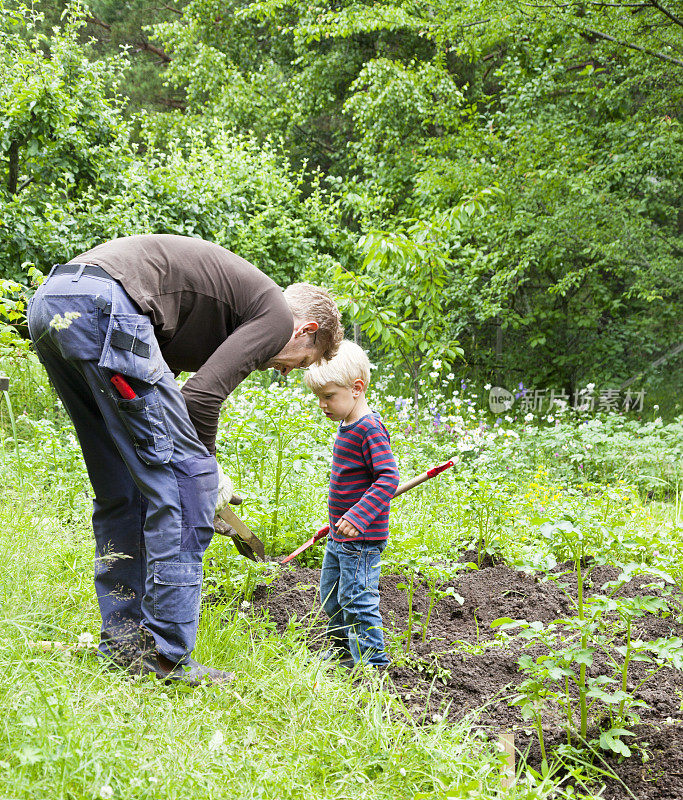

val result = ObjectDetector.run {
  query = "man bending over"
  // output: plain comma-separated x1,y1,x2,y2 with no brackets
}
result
28,234,342,685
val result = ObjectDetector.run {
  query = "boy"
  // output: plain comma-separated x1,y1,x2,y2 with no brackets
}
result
304,340,399,668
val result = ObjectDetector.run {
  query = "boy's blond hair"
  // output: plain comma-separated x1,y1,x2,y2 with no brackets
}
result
304,339,371,392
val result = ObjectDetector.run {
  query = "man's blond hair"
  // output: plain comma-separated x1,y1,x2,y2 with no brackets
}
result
283,283,343,361
304,340,371,392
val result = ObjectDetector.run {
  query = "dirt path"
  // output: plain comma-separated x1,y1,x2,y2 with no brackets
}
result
245,560,683,799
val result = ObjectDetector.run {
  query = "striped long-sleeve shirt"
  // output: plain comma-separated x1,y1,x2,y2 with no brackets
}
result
328,412,399,543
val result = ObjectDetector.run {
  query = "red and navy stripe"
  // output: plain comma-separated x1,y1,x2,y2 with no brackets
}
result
328,413,399,542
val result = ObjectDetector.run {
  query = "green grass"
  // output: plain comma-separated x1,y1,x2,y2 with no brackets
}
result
0,491,512,800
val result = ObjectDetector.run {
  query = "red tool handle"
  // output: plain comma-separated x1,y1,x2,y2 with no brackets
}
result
392,458,454,498
427,459,454,479
281,458,456,564
110,373,137,400
281,524,330,565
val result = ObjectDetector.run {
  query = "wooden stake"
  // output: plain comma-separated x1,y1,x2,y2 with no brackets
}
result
498,732,515,790
28,640,97,652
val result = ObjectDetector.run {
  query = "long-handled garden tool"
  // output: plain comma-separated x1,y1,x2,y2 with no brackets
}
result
280,458,456,565
214,506,266,562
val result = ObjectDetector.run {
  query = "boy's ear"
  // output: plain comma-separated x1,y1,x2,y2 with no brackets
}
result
352,378,366,396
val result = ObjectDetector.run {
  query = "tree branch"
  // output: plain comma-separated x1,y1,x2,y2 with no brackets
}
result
461,18,491,28
138,40,172,63
86,15,111,31
583,25,683,66
160,3,184,15
649,0,683,28
16,176,35,194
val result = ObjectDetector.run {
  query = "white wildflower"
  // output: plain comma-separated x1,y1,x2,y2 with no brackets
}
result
432,359,442,370
484,383,491,390
49,311,81,330
524,412,534,422
208,730,224,751
99,786,114,799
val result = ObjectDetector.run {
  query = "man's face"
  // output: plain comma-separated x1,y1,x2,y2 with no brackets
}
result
260,323,322,377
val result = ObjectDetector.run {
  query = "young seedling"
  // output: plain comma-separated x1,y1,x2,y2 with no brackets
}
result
385,544,431,653
420,561,468,643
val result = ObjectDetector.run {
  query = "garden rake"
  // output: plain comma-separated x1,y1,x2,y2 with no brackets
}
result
281,457,456,564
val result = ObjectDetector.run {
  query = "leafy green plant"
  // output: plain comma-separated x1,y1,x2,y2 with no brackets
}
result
459,477,509,567
393,651,452,686
494,560,683,760
420,561,467,643
332,197,504,430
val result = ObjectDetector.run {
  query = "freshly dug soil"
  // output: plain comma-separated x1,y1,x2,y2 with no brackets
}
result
246,558,683,799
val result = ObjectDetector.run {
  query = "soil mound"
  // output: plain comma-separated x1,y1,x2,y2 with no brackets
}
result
247,560,683,799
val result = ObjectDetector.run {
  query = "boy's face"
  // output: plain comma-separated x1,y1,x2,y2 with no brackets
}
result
315,381,359,422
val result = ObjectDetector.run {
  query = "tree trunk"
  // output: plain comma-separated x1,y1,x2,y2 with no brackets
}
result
8,141,19,195
495,315,503,385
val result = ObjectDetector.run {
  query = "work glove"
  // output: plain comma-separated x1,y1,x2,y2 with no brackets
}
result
215,463,242,512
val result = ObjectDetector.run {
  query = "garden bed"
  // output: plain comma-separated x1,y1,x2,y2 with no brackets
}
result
247,559,683,800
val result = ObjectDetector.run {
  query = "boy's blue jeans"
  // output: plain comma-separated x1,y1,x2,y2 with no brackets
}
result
319,538,389,666
27,267,218,665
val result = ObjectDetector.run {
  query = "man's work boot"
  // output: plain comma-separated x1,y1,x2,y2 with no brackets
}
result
137,651,236,687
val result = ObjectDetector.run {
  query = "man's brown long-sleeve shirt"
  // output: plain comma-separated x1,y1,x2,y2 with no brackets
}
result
72,234,293,453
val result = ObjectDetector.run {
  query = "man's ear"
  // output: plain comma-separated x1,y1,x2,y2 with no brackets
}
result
294,320,319,338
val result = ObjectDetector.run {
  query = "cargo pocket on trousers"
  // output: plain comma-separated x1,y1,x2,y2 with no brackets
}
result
153,562,202,623
117,388,174,465
171,456,219,552
99,312,165,383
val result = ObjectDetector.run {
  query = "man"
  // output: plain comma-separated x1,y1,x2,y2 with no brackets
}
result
27,234,343,685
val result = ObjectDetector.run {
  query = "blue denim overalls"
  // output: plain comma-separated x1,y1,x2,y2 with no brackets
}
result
27,264,219,664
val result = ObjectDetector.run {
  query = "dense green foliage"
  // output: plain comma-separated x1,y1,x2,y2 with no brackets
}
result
1,0,681,395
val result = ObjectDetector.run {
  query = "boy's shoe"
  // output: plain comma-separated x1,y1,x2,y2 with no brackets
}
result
317,647,356,670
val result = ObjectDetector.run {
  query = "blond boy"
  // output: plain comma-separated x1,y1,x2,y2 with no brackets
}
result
305,341,399,667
